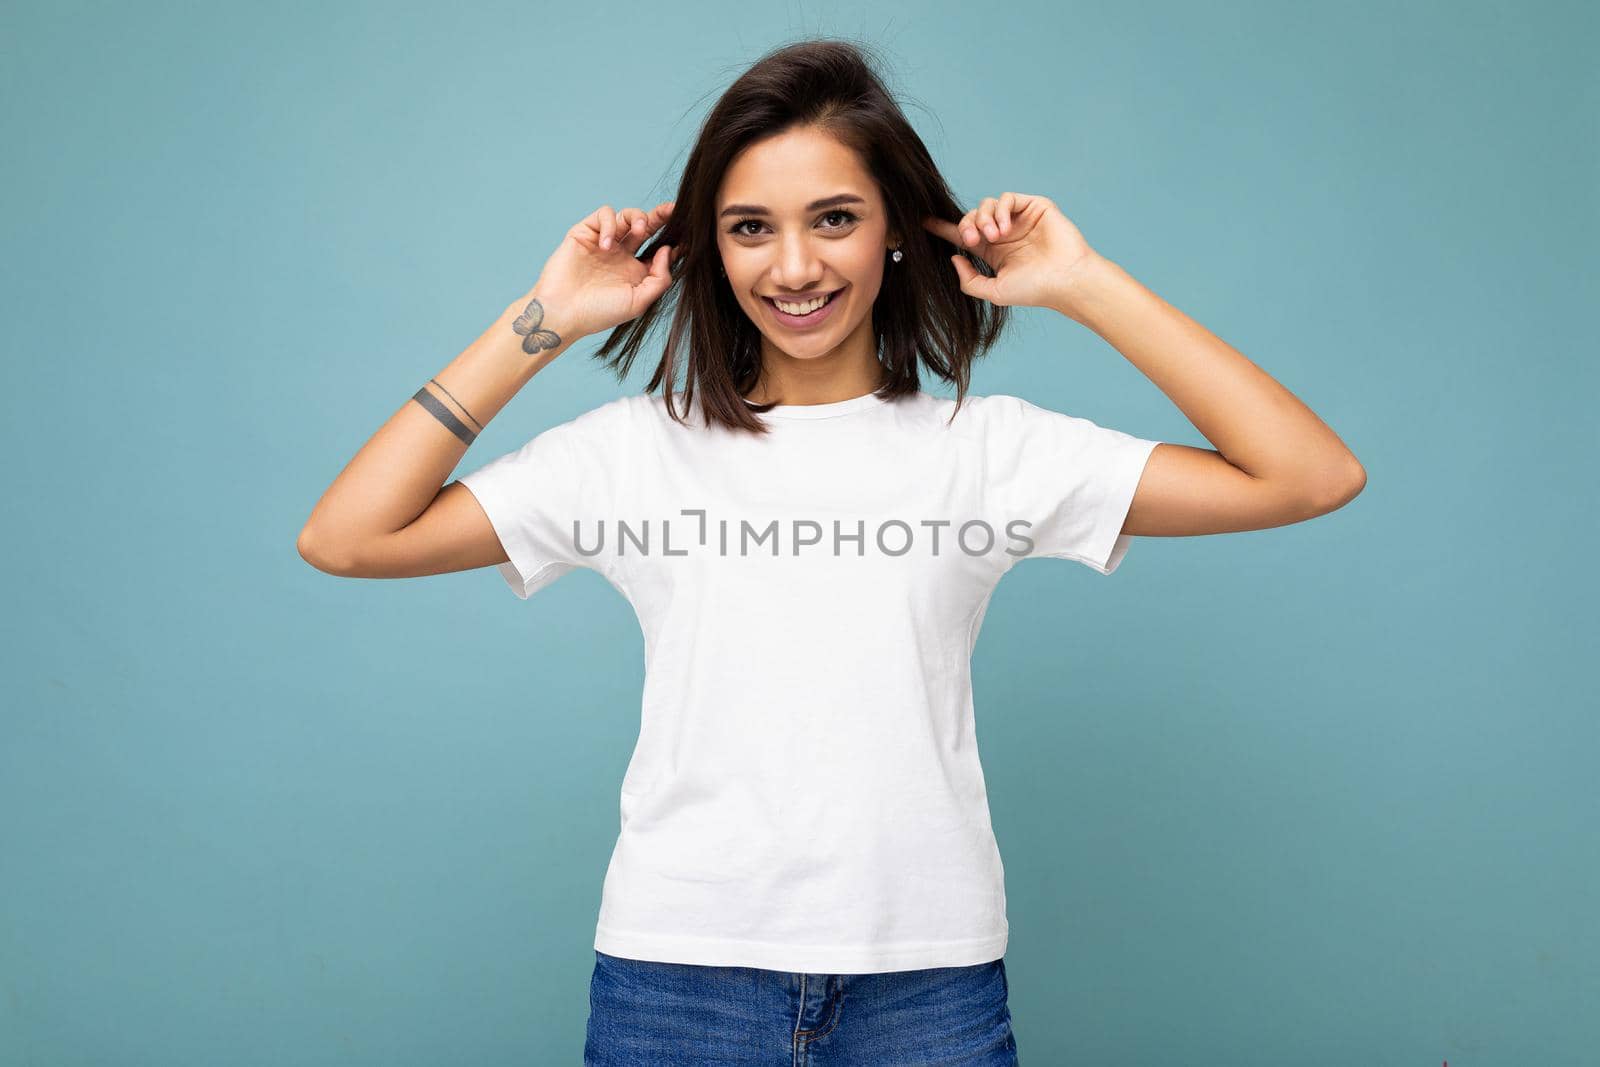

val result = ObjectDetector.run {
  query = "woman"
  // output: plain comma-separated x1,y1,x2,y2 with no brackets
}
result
298,37,1364,1066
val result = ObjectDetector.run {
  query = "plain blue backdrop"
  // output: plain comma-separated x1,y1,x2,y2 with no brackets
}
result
3,1,1593,1064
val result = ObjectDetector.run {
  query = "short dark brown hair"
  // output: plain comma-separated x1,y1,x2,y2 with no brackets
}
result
592,36,1010,434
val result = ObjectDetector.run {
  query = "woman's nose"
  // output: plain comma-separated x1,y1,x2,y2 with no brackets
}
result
771,238,825,289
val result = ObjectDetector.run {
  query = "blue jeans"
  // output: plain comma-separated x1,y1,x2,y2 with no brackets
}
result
583,950,1020,1065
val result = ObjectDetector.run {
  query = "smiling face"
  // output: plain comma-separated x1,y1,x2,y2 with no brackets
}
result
714,124,898,397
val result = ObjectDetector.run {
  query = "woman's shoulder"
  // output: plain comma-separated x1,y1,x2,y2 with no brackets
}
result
917,389,1027,427
567,391,655,427
521,392,649,454
938,391,1085,427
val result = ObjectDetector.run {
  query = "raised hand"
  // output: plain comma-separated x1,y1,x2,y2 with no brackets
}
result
524,200,681,346
921,192,1097,313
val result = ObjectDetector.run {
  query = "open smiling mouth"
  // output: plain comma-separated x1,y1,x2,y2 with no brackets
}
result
762,287,845,323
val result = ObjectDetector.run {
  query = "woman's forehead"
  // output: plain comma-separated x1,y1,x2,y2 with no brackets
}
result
718,130,875,207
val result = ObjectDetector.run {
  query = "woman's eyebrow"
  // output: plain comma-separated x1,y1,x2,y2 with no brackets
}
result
718,193,866,218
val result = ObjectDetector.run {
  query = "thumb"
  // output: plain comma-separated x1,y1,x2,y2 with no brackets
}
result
633,244,675,306
950,254,997,302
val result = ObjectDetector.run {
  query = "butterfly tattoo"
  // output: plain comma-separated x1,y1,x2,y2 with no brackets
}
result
511,297,562,355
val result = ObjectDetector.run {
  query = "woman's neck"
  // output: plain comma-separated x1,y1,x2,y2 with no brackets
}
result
743,363,886,407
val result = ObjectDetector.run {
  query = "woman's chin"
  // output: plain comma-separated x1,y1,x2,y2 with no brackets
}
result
760,314,855,355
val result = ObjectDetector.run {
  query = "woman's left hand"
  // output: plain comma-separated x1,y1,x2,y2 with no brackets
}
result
922,192,1098,312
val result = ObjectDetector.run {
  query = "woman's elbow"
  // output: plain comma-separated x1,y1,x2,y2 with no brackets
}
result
1312,460,1367,514
297,526,356,576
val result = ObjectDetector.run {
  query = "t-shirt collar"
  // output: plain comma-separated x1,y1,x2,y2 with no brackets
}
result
742,390,891,420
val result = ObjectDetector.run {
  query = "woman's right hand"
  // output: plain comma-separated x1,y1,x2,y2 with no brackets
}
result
525,201,681,343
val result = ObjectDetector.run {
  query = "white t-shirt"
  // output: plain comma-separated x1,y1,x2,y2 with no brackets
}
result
457,387,1160,974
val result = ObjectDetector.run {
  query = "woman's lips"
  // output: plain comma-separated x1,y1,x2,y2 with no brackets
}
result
763,287,845,330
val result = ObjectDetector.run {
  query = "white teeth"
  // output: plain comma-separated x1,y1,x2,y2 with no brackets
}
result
772,292,833,315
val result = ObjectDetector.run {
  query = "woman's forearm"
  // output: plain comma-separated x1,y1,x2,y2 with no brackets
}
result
1051,254,1365,497
296,286,580,568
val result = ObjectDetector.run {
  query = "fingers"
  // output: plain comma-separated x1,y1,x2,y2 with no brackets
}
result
646,242,674,283
593,200,676,254
921,193,1033,252
920,213,989,253
614,207,646,254
568,204,619,251
595,204,645,251
920,215,962,245
959,209,983,247
602,205,648,252
947,250,993,300
626,242,677,317
628,200,677,255
962,204,993,250
952,201,996,248
973,199,992,243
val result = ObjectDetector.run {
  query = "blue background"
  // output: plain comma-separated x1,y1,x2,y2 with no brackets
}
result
3,1,1593,1063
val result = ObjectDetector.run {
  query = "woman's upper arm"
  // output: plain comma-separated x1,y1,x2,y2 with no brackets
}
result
330,480,510,580
1121,443,1356,537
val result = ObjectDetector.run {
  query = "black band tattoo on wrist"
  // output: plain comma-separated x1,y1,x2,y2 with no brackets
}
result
511,297,562,355
428,377,482,431
412,386,477,446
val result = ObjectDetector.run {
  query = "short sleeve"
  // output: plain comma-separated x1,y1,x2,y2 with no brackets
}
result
985,394,1161,575
455,397,629,599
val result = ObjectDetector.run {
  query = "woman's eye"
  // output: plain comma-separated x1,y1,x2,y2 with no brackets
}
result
728,211,859,237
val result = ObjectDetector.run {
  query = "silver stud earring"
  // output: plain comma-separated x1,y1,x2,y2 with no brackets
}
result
891,247,903,263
